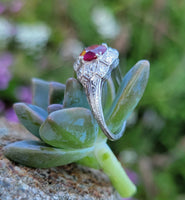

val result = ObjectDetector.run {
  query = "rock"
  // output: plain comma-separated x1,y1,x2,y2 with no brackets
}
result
0,118,121,200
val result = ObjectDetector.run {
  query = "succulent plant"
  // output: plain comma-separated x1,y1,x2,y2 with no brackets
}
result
3,60,149,198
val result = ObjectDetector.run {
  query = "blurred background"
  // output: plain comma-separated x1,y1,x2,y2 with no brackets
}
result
0,0,185,199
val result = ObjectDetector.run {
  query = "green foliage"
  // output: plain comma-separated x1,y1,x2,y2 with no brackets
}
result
63,78,89,109
106,60,149,132
3,140,93,168
4,60,149,198
1,0,185,198
14,103,47,139
32,78,50,110
40,107,98,149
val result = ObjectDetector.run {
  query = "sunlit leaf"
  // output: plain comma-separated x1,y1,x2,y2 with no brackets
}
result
40,107,98,149
106,60,150,132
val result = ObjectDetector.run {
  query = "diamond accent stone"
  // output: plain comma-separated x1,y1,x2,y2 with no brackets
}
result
97,62,109,76
101,48,119,65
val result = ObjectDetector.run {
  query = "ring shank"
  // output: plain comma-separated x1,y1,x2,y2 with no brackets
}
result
74,44,126,141
86,75,126,141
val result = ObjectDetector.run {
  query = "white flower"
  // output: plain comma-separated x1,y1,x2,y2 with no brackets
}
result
0,17,14,48
15,23,51,54
92,7,120,39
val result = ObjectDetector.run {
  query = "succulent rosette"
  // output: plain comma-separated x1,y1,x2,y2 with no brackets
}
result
3,55,149,198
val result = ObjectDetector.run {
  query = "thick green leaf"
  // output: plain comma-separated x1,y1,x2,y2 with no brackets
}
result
40,107,98,149
32,78,50,110
63,78,89,109
14,103,48,139
3,140,93,168
49,82,65,105
106,60,150,132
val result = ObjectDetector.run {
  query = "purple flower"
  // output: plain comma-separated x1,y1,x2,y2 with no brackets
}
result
121,170,138,200
126,169,139,185
0,100,5,113
9,0,23,13
5,107,18,123
0,53,13,90
0,2,6,14
15,86,32,103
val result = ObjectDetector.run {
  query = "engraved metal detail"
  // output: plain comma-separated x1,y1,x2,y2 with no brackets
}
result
73,44,126,141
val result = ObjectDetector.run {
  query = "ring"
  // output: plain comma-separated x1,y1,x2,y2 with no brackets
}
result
73,43,126,141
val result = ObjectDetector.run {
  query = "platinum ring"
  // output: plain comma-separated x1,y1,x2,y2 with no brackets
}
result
73,43,126,141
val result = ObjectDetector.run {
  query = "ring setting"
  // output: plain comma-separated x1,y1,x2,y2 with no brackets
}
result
74,43,119,87
73,43,126,141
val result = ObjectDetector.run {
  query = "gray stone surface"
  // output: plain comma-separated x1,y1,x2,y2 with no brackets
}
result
0,118,121,200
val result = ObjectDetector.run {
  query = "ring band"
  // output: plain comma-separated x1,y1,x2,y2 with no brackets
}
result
73,43,126,141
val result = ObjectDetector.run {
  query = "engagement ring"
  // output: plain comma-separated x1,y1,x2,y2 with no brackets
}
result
73,44,126,141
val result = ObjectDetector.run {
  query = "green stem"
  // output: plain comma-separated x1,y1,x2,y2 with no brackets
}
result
94,142,136,197
76,151,100,169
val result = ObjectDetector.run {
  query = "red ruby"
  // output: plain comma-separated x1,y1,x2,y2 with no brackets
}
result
83,51,97,61
82,44,107,61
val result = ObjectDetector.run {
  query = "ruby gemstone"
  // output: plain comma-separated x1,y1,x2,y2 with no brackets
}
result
80,44,107,62
83,51,97,61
